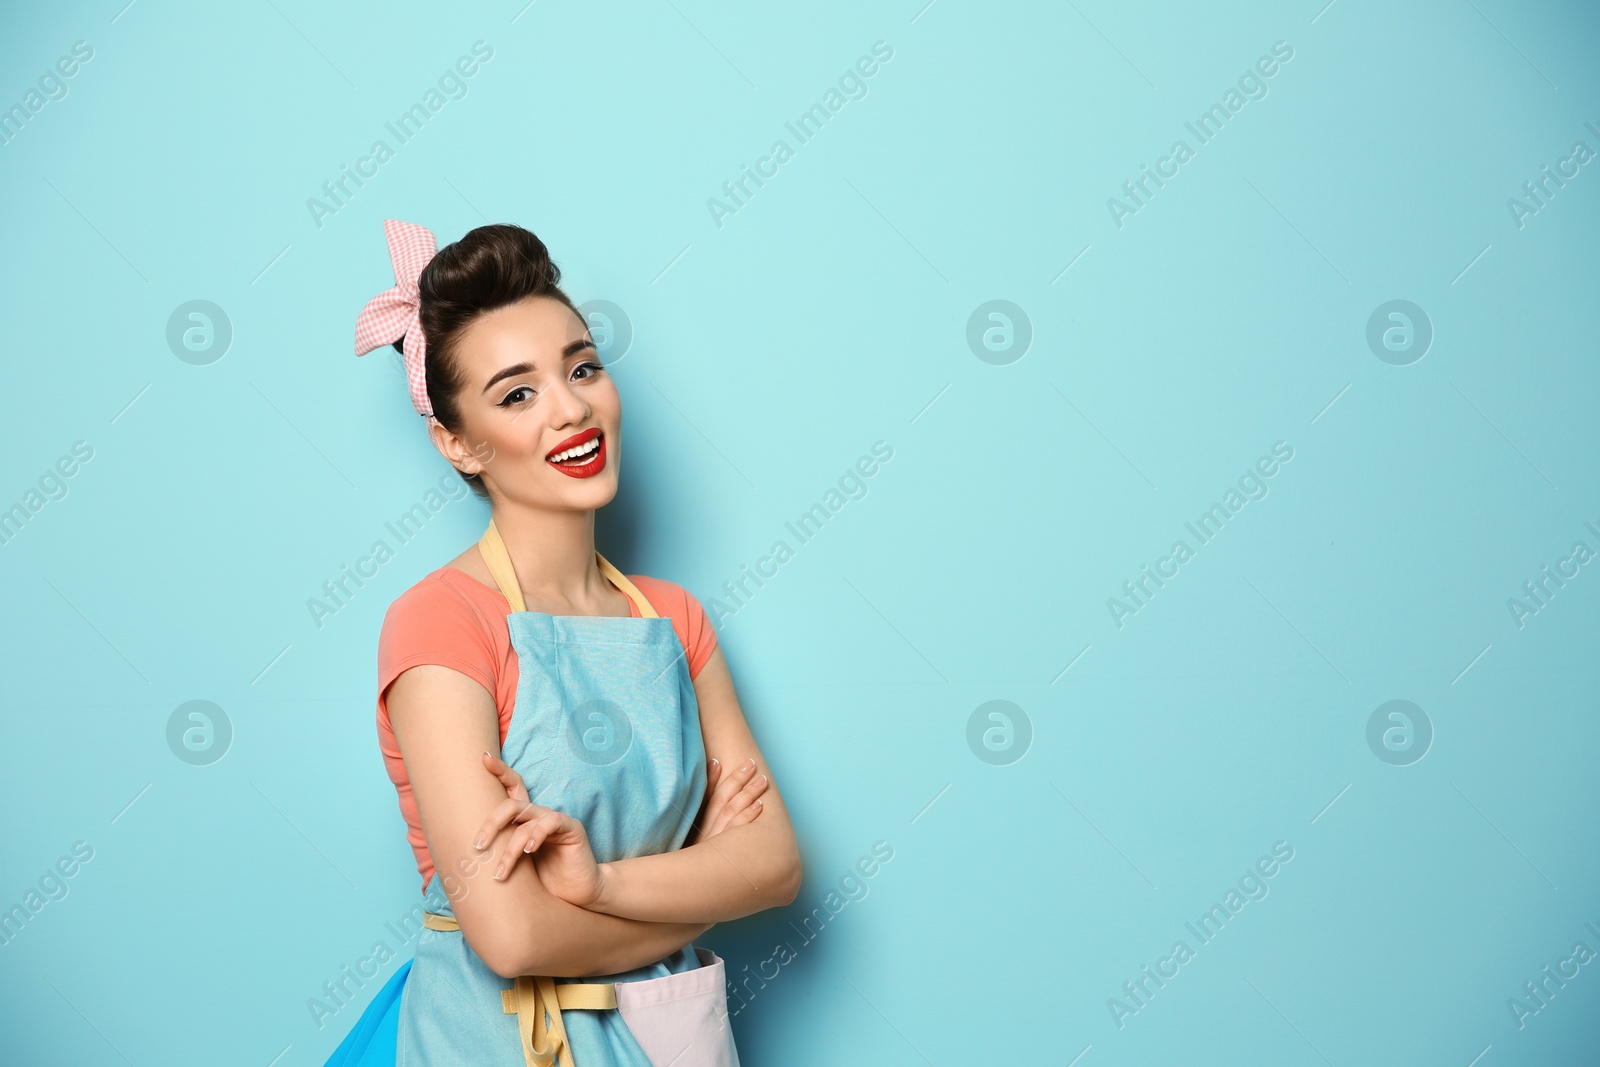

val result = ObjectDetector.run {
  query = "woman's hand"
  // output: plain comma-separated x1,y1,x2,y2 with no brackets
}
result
473,751,768,907
474,752,602,908
687,756,769,847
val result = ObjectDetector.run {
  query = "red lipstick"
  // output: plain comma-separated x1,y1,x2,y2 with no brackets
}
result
545,427,606,479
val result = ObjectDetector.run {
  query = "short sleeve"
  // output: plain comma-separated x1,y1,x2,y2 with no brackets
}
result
375,569,519,895
629,575,720,680
377,572,501,714
678,587,718,679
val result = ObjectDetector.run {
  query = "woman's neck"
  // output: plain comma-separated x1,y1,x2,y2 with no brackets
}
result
490,505,624,615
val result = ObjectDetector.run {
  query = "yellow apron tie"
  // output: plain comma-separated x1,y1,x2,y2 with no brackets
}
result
422,912,617,1067
478,519,660,619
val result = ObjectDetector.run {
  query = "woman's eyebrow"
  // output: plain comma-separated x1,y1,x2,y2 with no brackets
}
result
480,340,596,394
481,361,535,393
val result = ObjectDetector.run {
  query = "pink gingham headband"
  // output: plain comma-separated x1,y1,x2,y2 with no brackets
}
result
354,219,439,423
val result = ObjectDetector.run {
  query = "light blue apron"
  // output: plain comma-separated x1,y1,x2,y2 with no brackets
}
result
326,520,735,1067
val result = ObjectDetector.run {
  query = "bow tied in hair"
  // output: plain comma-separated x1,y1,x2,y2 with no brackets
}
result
354,219,440,423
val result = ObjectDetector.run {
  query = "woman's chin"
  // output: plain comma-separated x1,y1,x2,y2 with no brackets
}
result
547,471,620,511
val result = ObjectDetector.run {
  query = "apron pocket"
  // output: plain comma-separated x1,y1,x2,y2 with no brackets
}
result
612,947,739,1067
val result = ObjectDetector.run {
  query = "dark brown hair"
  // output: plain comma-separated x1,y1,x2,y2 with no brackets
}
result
392,223,581,501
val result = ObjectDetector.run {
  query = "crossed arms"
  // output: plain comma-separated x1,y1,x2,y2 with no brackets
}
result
388,645,801,979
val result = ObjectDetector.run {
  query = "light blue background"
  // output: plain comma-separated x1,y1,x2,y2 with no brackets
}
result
2,1,1598,1064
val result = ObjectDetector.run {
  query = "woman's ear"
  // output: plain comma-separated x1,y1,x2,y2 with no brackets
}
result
429,419,484,476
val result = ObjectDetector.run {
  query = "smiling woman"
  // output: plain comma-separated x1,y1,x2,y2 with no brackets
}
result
328,220,800,1067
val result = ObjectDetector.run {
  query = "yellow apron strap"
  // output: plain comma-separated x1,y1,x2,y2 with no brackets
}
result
478,519,658,619
595,554,658,619
507,976,568,1067
551,985,618,1011
423,913,616,1067
478,519,527,613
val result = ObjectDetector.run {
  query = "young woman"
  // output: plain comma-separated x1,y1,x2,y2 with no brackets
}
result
331,220,800,1067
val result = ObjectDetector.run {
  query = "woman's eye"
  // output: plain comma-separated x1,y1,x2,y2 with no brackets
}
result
498,385,535,407
572,360,602,380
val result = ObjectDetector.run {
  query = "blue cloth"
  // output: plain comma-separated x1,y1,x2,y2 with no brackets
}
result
322,959,410,1067
324,604,708,1066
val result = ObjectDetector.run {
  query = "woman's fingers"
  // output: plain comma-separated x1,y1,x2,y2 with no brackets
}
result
472,795,540,851
496,824,543,879
482,751,529,799
495,810,564,879
706,767,768,837
692,758,722,828
704,758,756,813
717,770,768,823
688,758,722,845
708,757,757,810
727,798,763,828
734,770,769,804
474,752,537,849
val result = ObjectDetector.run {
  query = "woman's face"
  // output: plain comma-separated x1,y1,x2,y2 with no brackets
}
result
435,295,620,512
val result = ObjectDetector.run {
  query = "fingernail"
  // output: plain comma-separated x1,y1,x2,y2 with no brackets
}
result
757,774,767,784
472,837,485,850
709,758,719,768
743,758,755,769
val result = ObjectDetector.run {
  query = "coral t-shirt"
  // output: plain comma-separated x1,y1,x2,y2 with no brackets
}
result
376,565,719,894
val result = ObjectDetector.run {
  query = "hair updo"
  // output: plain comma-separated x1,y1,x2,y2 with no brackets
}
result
391,223,582,501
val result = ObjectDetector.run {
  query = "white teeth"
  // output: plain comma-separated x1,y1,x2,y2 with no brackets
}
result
550,437,600,463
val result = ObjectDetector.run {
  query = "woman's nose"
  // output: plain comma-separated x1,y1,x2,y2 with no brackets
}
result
546,378,588,425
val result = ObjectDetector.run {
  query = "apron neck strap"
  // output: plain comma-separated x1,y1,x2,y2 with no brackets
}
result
595,555,659,619
477,519,658,619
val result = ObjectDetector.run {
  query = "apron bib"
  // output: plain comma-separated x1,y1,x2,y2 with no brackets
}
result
327,521,740,1067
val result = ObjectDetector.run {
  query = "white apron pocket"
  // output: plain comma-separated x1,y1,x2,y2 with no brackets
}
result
612,947,740,1067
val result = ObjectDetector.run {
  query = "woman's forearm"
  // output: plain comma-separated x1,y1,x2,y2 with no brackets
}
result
592,645,802,925
396,666,716,979
461,839,712,977
589,821,800,924
500,895,712,977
